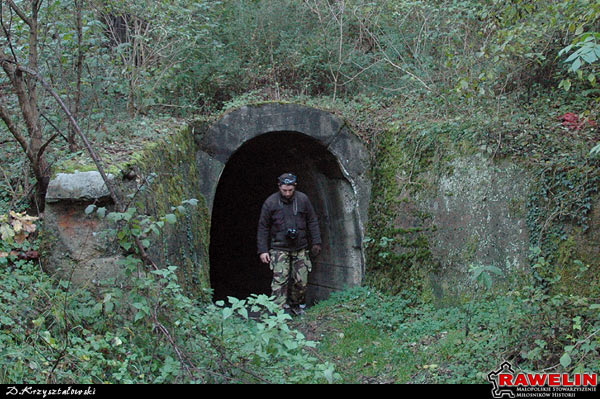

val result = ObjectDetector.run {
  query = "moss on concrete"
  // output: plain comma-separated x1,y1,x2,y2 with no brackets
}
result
119,125,212,299
365,119,536,304
365,124,438,295
366,107,600,306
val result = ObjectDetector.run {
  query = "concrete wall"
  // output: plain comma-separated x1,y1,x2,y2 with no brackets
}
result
195,103,371,303
42,103,371,304
42,127,212,298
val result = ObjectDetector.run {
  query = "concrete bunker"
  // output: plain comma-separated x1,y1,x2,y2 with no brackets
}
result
197,103,371,304
41,103,370,303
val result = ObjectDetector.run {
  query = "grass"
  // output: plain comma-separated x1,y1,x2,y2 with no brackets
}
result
294,284,600,384
294,287,464,383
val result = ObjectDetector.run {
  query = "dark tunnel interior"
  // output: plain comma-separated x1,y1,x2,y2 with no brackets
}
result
209,131,343,303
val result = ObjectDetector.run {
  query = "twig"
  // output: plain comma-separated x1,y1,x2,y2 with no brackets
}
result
40,112,68,142
1,57,162,270
152,309,195,379
0,57,123,210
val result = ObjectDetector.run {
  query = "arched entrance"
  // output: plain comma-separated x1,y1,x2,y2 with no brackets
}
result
195,103,370,304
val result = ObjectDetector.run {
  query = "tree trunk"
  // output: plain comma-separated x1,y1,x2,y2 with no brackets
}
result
0,0,51,213
68,0,84,152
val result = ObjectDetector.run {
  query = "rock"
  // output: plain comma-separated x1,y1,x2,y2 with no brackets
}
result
46,171,114,203
42,171,121,290
41,201,124,289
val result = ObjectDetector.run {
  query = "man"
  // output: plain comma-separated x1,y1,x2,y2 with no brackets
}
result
257,173,322,315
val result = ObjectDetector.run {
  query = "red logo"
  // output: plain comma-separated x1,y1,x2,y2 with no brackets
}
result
488,361,598,398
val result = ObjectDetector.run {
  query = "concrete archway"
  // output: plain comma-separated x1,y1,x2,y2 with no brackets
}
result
195,103,370,304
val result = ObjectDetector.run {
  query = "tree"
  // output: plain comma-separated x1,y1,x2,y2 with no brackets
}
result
1,0,117,212
96,0,213,116
0,0,51,212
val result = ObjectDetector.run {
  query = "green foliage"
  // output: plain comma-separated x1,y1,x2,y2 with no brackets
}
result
0,201,336,384
525,153,600,269
557,0,600,91
560,33,600,79
591,142,600,157
2,0,600,385
468,263,504,291
212,295,339,384
515,250,599,373
306,266,600,383
364,122,441,294
84,198,199,255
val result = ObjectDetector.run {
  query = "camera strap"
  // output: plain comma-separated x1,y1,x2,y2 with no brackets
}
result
279,197,298,229
278,196,298,215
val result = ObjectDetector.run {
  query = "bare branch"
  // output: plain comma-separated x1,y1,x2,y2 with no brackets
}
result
0,56,123,212
0,92,34,163
4,0,32,28
40,112,68,142
363,23,433,92
36,132,58,161
1,1,20,63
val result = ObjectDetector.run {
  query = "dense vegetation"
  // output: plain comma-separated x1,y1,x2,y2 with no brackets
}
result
1,0,599,384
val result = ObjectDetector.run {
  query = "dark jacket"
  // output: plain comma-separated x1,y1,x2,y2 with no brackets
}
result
257,191,321,254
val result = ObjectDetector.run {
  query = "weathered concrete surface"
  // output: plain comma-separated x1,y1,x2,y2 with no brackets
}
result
427,154,531,269
43,170,120,288
196,103,371,303
418,153,532,301
42,194,122,288
42,104,371,304
46,171,114,203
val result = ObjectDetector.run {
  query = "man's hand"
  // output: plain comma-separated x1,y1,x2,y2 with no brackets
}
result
311,244,321,257
259,252,271,264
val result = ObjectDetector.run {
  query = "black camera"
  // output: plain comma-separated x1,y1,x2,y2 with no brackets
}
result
286,228,298,240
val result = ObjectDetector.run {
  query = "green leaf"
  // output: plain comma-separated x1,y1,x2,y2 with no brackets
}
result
560,352,571,368
565,51,580,63
85,205,96,215
107,212,123,222
185,198,198,206
581,50,598,64
237,306,248,319
571,57,582,72
323,366,333,384
559,44,573,56
134,311,146,322
97,207,106,218
588,73,596,84
41,331,56,347
0,224,14,241
165,214,177,224
564,345,575,353
559,78,572,91
482,272,492,289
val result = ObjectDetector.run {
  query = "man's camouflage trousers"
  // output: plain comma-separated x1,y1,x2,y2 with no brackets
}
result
268,248,312,308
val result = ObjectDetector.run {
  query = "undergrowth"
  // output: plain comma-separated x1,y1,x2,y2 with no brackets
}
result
302,270,600,384
0,258,338,384
1,201,599,384
0,206,337,384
